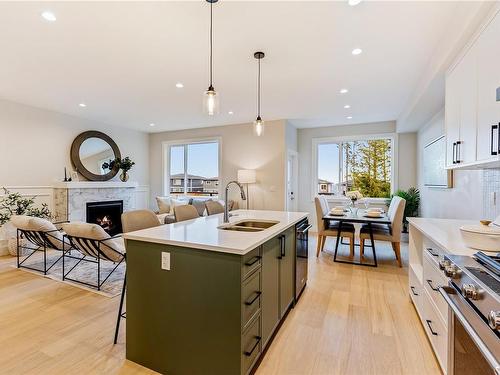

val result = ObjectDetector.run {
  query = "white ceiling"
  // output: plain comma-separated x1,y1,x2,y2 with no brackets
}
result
0,1,475,133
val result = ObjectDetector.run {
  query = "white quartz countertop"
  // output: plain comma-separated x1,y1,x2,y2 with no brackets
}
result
123,210,309,255
408,217,480,257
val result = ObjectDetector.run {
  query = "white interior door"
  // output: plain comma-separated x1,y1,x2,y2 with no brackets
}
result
286,151,298,212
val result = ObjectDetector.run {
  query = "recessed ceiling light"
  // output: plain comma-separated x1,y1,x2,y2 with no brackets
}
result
348,0,362,6
41,11,56,22
344,105,351,109
228,111,234,115
352,48,363,55
347,116,353,119
149,123,155,127
79,103,86,108
340,89,348,94
175,82,184,88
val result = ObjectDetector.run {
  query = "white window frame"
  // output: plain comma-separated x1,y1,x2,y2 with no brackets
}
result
311,133,398,203
162,137,222,198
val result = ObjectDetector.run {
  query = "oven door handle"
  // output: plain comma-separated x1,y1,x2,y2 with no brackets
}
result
439,286,500,375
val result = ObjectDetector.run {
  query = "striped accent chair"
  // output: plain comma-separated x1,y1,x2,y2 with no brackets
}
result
10,215,69,275
62,222,125,291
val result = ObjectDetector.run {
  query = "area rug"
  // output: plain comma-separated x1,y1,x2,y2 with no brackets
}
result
12,250,124,297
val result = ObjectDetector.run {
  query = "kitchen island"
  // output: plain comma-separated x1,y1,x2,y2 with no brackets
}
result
123,210,309,375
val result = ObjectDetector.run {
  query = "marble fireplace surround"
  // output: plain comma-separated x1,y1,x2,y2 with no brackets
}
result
53,181,138,223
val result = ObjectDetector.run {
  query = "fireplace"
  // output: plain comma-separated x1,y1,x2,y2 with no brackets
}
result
86,200,123,236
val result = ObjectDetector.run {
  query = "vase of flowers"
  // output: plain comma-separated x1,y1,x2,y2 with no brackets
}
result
102,156,135,182
0,188,52,256
346,190,363,215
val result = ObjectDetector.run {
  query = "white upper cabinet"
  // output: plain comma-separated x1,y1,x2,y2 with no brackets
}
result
445,10,500,169
476,13,500,162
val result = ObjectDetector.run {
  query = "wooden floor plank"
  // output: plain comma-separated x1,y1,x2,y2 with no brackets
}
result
0,236,440,374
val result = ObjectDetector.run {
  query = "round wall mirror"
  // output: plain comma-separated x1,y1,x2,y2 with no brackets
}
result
70,131,121,181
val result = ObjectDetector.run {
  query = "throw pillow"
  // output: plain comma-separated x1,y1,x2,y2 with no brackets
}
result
156,197,171,214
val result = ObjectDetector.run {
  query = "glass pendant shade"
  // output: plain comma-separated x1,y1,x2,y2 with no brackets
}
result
254,116,264,137
203,86,219,116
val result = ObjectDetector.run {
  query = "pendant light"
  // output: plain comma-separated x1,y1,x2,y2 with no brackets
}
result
203,0,219,116
254,51,265,136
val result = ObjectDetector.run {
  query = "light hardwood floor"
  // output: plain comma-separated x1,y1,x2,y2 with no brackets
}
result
0,236,440,375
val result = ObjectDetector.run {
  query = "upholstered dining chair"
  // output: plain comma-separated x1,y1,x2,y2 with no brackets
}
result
359,196,406,267
121,209,161,233
10,215,69,275
314,196,355,257
174,205,199,222
205,200,224,216
113,209,162,345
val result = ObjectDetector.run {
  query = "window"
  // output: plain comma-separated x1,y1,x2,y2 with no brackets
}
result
165,140,220,197
315,136,393,198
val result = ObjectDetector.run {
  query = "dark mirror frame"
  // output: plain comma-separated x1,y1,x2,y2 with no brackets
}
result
70,131,121,182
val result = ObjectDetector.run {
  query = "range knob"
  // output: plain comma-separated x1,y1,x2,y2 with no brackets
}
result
461,283,481,300
439,259,450,270
488,311,500,330
444,264,461,278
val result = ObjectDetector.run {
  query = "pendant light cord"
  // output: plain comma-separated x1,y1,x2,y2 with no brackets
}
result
258,57,261,117
209,1,213,88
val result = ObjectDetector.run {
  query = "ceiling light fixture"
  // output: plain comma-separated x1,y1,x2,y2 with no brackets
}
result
175,83,184,88
79,103,86,108
348,0,362,6
203,0,219,116
149,123,155,127
347,116,353,119
344,105,351,109
253,51,265,137
228,111,234,115
352,48,363,55
340,89,348,94
41,11,56,22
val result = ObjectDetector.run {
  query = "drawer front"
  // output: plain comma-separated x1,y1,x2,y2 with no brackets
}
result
423,256,449,326
242,314,262,375
242,247,261,280
242,270,261,329
409,266,423,317
423,290,448,373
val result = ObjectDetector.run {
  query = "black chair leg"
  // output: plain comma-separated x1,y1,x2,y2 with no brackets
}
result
114,271,126,344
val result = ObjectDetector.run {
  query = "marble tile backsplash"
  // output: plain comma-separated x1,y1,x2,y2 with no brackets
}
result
483,169,500,220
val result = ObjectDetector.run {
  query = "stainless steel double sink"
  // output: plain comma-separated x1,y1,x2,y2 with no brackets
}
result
218,220,279,232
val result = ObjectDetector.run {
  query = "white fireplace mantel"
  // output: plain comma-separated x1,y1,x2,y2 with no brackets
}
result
53,181,138,189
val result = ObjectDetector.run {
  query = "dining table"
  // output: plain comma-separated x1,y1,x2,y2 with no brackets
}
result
322,209,392,267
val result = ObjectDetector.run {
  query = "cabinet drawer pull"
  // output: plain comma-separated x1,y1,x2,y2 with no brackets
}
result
426,319,438,336
410,286,419,296
426,279,439,291
244,336,261,356
452,142,457,164
244,291,262,306
456,141,461,163
491,125,498,156
245,256,261,267
426,248,438,257
497,122,500,154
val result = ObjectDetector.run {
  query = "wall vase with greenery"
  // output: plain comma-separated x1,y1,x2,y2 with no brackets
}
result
0,188,52,256
102,156,135,182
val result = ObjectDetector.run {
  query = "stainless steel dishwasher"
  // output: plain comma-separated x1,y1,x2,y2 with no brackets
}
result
295,218,311,300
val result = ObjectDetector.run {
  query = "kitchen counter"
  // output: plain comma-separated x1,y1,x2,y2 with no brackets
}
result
408,217,480,257
123,209,308,255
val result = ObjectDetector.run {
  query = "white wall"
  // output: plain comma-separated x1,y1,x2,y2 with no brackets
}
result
149,120,287,211
417,110,483,219
297,120,417,228
0,99,149,186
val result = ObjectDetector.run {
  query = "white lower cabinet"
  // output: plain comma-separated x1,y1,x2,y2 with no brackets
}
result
423,291,449,372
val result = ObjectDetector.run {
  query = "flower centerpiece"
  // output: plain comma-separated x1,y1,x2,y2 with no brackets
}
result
346,190,363,214
102,156,135,182
0,188,52,255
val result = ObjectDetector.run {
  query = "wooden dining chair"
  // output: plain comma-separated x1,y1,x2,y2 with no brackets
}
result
314,196,355,257
359,196,406,267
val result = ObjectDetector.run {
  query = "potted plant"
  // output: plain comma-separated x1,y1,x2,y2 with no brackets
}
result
0,188,52,256
102,156,135,182
391,187,420,233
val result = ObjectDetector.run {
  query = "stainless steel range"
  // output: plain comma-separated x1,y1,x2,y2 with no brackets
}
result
439,252,500,375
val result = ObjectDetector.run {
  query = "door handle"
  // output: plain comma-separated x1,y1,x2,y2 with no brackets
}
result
491,125,498,156
281,235,286,257
497,122,500,154
243,336,261,356
456,141,461,163
452,142,457,164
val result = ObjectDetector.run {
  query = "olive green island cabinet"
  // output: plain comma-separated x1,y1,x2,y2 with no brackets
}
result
125,222,300,375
